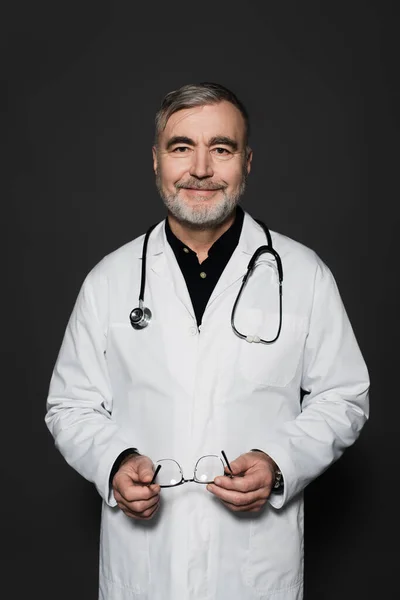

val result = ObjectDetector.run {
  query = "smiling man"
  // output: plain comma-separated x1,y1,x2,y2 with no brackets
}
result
45,82,370,600
154,100,250,228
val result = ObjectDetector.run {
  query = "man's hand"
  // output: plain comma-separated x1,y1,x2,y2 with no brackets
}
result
112,454,161,520
206,451,278,513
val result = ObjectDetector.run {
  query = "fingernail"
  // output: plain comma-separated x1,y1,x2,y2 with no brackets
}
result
214,478,221,485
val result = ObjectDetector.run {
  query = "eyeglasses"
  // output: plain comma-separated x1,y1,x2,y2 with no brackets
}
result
150,450,233,488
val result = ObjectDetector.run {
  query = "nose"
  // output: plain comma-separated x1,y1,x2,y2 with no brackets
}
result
189,148,214,179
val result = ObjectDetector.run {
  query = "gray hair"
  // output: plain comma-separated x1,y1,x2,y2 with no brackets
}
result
154,82,250,147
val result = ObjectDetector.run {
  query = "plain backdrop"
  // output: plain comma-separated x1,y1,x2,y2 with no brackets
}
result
3,1,399,598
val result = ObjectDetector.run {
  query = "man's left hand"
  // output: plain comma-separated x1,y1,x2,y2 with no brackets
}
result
206,451,278,513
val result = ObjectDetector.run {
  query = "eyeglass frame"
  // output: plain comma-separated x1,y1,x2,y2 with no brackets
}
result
150,450,234,488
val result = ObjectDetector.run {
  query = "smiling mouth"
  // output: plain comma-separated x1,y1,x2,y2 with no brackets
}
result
183,187,221,192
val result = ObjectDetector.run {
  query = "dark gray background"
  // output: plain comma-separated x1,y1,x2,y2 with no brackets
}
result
4,0,398,597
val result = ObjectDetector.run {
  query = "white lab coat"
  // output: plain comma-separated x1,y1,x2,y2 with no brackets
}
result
46,212,369,600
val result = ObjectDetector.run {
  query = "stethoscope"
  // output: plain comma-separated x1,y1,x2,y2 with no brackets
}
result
129,219,283,344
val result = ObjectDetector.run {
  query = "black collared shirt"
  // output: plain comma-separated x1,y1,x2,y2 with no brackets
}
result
165,206,245,326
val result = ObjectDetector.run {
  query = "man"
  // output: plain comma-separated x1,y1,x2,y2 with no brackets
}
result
45,82,369,600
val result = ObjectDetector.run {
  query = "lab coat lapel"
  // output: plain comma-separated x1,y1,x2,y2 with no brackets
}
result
147,221,196,320
206,248,249,307
206,212,267,308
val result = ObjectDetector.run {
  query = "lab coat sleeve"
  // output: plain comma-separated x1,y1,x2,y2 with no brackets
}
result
263,258,370,509
45,264,131,507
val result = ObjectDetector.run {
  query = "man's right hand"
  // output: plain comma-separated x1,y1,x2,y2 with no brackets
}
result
112,454,161,520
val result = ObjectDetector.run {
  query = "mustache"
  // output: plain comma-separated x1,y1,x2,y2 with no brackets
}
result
176,179,227,191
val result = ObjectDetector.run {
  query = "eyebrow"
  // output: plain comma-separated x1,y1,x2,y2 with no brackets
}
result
209,136,239,151
165,135,239,152
166,136,194,150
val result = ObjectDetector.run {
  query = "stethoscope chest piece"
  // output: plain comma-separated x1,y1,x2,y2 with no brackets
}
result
129,304,152,329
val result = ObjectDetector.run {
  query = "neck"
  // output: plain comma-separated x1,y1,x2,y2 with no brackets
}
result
167,211,236,263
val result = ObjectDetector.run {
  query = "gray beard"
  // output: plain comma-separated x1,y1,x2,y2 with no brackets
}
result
155,170,247,231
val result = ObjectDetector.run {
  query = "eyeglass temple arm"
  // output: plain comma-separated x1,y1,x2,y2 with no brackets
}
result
150,463,162,485
221,450,234,475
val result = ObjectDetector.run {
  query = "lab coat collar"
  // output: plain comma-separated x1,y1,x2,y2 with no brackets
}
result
142,212,273,320
144,211,273,283
144,211,268,258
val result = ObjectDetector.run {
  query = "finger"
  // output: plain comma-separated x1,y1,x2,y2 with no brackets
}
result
115,483,160,504
137,462,157,484
140,501,161,520
114,489,160,511
117,495,160,517
213,471,269,493
128,495,160,516
226,454,252,476
114,481,160,503
114,471,147,492
120,499,160,520
207,483,269,507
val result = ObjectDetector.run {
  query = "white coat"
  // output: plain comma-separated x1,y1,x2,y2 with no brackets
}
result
45,212,369,600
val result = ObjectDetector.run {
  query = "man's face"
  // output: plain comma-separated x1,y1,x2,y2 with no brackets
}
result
153,101,252,229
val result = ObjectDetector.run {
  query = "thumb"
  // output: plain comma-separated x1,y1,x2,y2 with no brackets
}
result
226,453,251,476
137,459,156,483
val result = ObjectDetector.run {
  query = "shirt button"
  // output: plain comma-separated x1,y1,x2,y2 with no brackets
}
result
189,326,198,336
199,271,207,279
183,247,190,253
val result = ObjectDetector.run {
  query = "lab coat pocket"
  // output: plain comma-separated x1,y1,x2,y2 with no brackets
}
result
242,504,304,595
237,310,306,388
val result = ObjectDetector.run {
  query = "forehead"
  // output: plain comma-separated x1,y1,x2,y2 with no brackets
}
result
161,101,246,144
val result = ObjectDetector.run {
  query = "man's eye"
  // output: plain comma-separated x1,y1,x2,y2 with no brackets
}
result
213,147,231,155
172,146,190,153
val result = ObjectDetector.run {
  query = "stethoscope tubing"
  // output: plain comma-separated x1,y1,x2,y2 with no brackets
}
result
130,218,283,343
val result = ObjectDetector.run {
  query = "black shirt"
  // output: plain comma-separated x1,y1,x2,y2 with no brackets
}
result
165,206,245,326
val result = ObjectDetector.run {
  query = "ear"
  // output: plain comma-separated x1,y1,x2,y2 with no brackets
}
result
246,147,253,175
152,146,158,174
